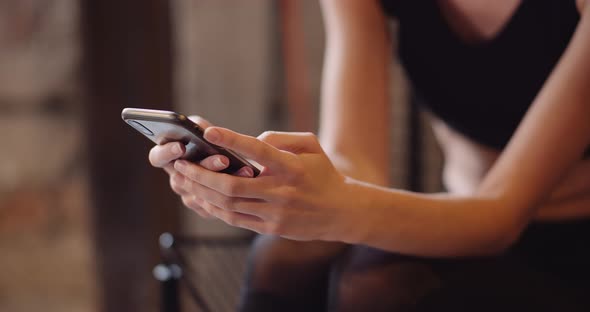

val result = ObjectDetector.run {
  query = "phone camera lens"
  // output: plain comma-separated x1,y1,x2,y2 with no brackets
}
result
128,120,154,136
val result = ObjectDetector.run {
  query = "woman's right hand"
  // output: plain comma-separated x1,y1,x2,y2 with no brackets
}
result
148,115,253,218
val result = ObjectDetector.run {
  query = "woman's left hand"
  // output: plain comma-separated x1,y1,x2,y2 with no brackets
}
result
171,127,360,242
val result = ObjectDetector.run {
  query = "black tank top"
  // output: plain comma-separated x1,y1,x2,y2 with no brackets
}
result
380,0,587,155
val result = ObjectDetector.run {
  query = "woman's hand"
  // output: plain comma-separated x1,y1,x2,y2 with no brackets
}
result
148,116,254,219
170,127,360,242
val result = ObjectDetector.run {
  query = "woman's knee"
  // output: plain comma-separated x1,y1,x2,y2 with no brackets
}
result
238,236,348,312
243,235,348,290
330,246,440,312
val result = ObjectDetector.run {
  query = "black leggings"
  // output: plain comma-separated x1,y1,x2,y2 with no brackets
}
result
238,219,590,312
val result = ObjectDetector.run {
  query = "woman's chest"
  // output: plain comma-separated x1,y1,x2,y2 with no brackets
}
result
437,0,522,44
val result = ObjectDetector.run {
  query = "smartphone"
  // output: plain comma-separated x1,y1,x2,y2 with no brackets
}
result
122,108,260,177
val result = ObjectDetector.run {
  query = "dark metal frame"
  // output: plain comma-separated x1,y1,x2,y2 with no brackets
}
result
155,233,253,312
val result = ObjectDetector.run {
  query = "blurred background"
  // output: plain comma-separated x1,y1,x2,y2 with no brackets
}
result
0,1,442,311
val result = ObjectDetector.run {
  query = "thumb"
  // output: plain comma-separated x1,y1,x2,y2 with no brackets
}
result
257,131,323,154
203,127,289,172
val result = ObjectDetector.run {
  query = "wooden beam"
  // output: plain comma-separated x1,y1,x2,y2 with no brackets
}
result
79,0,179,311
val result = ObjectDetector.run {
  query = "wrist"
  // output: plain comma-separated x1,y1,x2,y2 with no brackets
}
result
330,177,381,245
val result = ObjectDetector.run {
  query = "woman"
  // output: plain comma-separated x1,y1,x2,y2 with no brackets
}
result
150,0,590,310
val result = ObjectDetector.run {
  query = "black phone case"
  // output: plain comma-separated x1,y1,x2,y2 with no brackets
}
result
122,108,260,177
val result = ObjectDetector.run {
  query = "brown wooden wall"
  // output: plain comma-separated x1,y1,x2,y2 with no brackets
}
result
80,0,180,311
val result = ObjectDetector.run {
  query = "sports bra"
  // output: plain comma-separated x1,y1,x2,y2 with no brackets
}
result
380,0,589,156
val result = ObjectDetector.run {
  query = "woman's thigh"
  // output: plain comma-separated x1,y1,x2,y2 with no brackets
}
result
328,245,441,312
329,245,589,312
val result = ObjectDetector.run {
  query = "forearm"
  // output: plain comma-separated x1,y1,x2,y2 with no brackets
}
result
319,0,392,186
536,193,590,220
544,158,590,201
319,43,391,186
323,150,390,186
336,178,522,258
534,159,590,219
355,183,590,257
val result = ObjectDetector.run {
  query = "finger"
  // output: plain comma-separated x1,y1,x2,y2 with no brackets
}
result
188,115,213,129
174,160,272,198
149,142,185,168
200,201,265,233
174,168,270,219
199,155,230,172
170,173,190,196
163,163,176,175
181,196,213,219
258,131,322,154
204,127,290,172
178,174,268,216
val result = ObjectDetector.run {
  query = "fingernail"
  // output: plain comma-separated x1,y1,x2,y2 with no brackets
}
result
215,156,228,168
237,167,254,177
172,143,183,156
205,128,221,143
